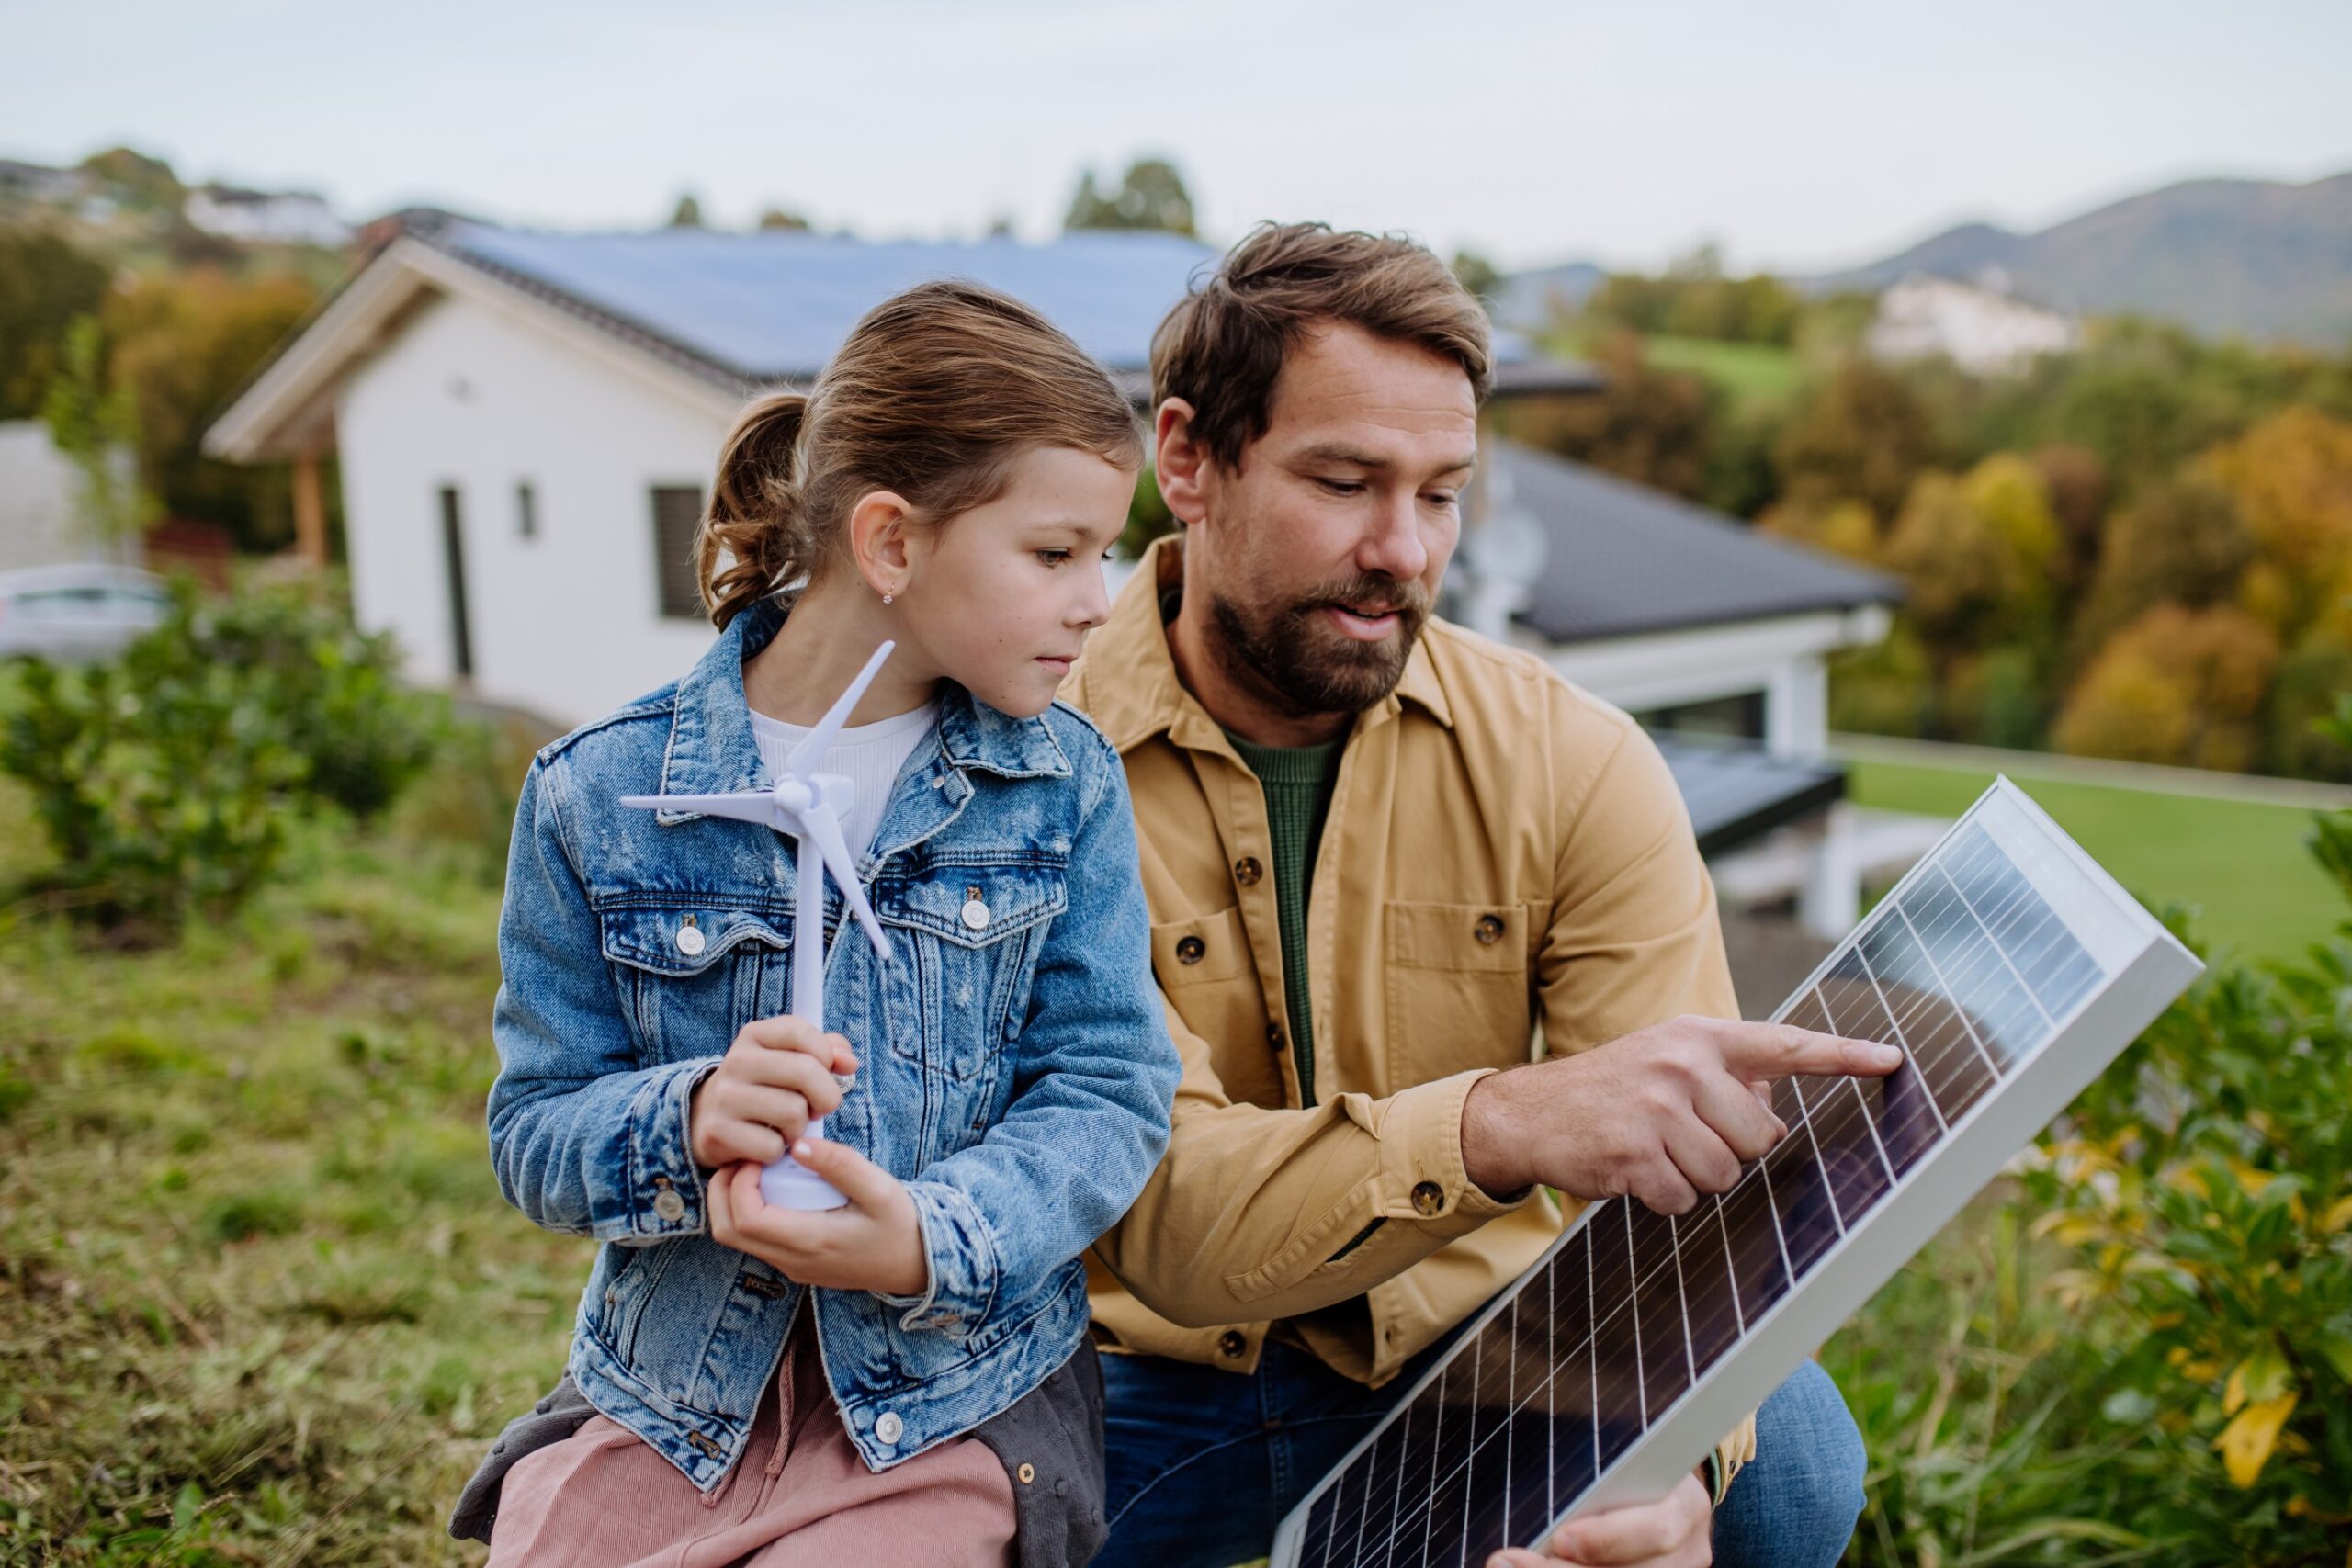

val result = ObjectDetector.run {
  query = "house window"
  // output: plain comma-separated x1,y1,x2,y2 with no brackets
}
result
516,481,537,540
650,486,705,620
1635,691,1768,744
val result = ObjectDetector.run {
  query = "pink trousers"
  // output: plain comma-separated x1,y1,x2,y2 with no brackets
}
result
486,1329,1016,1568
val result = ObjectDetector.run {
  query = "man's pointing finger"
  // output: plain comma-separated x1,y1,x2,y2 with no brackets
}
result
1720,1021,1904,1081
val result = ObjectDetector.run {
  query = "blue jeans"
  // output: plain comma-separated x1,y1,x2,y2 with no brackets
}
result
1098,1337,1864,1567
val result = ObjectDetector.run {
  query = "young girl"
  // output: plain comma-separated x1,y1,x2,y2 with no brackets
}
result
455,281,1180,1566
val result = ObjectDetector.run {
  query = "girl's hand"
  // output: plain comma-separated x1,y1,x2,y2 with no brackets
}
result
706,1139,928,1298
689,1016,857,1170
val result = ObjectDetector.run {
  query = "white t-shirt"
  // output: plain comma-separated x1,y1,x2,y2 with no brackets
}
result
747,697,941,859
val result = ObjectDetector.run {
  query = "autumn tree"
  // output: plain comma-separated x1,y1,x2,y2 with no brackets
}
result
2200,405,2352,645
1490,332,1716,500
1773,358,1940,523
2072,476,2255,662
1063,158,1196,237
2052,604,2279,772
99,266,322,548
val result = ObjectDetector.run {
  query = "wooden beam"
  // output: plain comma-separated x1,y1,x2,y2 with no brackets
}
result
292,453,327,568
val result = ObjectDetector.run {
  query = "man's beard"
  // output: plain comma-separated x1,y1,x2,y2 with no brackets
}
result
1205,573,1432,719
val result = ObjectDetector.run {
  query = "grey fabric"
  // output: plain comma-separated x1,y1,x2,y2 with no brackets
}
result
447,1339,1108,1567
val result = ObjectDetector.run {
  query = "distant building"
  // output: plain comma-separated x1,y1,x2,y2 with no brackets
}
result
183,185,352,248
1867,271,2079,374
0,422,138,573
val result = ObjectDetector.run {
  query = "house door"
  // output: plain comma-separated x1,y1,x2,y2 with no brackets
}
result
438,485,474,680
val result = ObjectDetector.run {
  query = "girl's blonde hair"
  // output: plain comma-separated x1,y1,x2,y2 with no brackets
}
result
695,279,1144,629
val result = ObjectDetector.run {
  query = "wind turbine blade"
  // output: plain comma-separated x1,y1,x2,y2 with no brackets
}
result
620,792,780,828
800,801,893,961
783,640,897,778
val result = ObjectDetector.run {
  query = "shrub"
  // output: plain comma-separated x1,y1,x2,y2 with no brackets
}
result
0,577,446,933
2052,604,2279,772
2012,704,2352,1563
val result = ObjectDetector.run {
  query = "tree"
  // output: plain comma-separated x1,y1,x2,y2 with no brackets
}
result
40,316,153,547
669,192,706,229
0,228,109,419
1063,157,1196,237
1773,359,1940,523
1451,250,1501,306
755,207,811,231
2052,604,2279,772
1491,333,1716,500
2030,443,2109,592
100,266,322,548
1758,494,1878,564
2073,476,2256,661
2199,404,2352,645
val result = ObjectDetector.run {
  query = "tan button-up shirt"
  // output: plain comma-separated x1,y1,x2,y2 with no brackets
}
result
1066,537,1757,1483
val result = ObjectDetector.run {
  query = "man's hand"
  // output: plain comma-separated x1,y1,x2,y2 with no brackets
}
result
705,1140,928,1297
688,1015,857,1170
1487,1472,1712,1566
1461,1015,1904,1213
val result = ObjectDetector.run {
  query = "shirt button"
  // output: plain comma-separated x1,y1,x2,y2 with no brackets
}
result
1176,934,1206,965
1234,856,1262,887
1474,913,1505,946
1017,1461,1036,1485
654,1189,686,1222
1410,1180,1445,1217
1217,1330,1248,1359
676,919,706,956
875,1411,903,1445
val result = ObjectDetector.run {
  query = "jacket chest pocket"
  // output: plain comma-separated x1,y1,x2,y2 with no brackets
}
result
1383,900,1544,1089
1151,905,1284,1109
876,861,1066,1080
599,904,792,1066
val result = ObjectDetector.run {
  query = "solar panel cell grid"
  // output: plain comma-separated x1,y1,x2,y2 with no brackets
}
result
1277,783,2192,1568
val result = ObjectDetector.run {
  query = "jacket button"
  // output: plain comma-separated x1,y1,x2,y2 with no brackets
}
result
1411,1180,1446,1217
875,1411,903,1445
654,1189,687,1223
1234,856,1262,887
1217,1330,1248,1359
676,919,706,956
1266,1022,1282,1050
1474,913,1505,945
1176,934,1205,965
1017,1461,1036,1484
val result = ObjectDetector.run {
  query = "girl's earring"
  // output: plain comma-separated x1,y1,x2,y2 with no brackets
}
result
882,591,894,605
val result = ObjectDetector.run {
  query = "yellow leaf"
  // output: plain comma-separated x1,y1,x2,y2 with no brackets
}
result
2165,1166,2211,1200
2216,1393,2297,1488
2321,1194,2352,1234
2230,1159,2275,1198
2225,1363,2246,1416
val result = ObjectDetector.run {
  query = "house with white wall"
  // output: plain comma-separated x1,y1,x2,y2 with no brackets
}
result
1867,271,2080,375
208,219,1899,964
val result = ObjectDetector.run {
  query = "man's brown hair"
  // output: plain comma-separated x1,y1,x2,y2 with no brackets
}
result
1148,221,1492,469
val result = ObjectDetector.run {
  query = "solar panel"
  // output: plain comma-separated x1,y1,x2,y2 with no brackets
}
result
1269,778,2202,1568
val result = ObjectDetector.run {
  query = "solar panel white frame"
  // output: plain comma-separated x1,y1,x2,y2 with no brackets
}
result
1269,777,2203,1567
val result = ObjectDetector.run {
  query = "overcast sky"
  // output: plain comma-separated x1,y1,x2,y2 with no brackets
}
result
6,0,2346,274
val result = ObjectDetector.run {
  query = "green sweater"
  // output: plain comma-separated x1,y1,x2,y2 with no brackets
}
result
1226,731,1345,1106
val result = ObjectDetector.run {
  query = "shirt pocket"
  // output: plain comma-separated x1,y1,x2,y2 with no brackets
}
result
598,902,793,1066
876,859,1067,1080
1383,900,1542,1089
1151,906,1285,1107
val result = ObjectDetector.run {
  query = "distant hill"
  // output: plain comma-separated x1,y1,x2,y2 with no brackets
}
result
1804,171,2352,347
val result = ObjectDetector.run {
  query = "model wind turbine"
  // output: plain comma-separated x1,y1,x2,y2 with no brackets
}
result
620,641,897,1211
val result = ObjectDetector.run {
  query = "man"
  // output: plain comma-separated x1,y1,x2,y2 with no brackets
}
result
1063,222,1878,1568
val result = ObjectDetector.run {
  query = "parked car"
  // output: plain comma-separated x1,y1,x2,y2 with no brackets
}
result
0,563,171,663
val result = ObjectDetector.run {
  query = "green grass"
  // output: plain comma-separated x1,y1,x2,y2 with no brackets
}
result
0,773,578,1564
1845,758,2341,968
1638,334,1806,412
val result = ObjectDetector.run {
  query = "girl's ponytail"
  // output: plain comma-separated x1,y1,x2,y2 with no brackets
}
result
696,390,813,629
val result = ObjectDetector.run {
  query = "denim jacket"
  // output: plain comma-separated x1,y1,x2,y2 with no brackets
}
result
487,598,1179,1495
